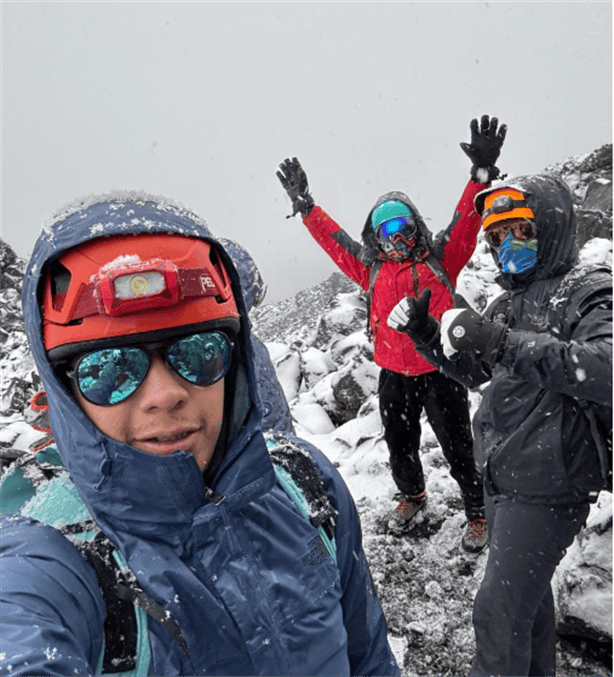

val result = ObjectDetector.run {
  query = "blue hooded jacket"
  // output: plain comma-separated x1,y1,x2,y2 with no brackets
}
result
1,192,398,676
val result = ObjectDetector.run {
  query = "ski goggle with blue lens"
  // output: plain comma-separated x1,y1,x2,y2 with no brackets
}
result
67,331,233,406
375,216,418,245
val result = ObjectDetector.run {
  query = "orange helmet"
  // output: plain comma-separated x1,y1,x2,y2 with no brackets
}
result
42,233,240,361
479,187,535,231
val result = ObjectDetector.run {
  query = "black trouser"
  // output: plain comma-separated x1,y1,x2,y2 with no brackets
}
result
470,495,590,676
378,369,484,517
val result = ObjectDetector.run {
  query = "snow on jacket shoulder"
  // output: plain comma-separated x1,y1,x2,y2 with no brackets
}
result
302,179,486,376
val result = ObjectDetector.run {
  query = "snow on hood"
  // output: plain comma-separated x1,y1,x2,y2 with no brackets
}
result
475,173,579,288
21,191,272,546
218,237,266,312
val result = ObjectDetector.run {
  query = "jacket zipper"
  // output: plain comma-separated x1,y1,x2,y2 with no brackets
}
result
410,265,420,296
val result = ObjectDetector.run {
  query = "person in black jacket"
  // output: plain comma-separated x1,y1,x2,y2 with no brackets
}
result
387,173,612,676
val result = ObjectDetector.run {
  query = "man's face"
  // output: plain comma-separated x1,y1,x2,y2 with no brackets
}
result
71,343,225,471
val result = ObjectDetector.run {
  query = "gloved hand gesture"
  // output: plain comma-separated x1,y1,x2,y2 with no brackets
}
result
387,289,439,346
276,157,315,217
440,307,509,365
460,115,507,183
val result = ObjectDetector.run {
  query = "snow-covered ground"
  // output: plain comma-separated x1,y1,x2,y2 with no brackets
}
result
266,236,613,676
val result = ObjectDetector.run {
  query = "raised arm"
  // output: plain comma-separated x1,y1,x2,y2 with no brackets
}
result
435,115,508,280
277,157,371,289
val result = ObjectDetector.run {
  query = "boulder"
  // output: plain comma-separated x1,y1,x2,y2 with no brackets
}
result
326,353,380,425
555,493,612,658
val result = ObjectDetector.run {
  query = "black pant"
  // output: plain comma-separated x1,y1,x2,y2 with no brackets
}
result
470,495,590,676
378,369,483,516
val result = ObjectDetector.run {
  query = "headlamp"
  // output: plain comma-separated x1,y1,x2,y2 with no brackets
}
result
60,259,224,319
488,195,515,214
481,188,535,231
98,262,180,316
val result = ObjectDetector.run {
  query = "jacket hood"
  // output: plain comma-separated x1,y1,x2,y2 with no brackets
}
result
475,174,578,289
218,237,266,312
22,191,273,547
360,191,432,259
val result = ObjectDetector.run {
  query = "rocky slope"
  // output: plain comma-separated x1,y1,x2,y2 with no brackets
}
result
1,144,612,674
262,239,612,676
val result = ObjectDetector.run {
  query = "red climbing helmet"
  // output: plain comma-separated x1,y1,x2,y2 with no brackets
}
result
42,233,240,360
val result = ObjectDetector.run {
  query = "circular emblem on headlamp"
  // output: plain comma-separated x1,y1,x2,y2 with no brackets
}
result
129,275,150,295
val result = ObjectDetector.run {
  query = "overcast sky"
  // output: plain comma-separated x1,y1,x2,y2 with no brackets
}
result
2,1,611,302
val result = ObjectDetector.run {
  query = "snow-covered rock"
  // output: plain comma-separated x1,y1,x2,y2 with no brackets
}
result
555,493,612,650
311,290,368,351
270,349,301,402
545,143,612,248
0,241,39,417
299,346,337,391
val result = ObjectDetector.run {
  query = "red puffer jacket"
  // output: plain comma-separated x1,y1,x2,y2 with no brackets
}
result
302,179,487,376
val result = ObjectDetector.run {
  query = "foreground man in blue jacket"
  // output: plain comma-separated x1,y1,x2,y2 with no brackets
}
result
1,191,399,676
388,174,612,676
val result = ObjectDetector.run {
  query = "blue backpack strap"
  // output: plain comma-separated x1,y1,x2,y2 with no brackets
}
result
265,432,338,562
70,525,188,676
71,530,148,676
0,446,158,676
273,463,337,562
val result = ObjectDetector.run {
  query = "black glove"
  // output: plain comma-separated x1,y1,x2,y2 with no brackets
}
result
440,307,509,366
276,157,315,217
460,115,507,183
387,288,439,346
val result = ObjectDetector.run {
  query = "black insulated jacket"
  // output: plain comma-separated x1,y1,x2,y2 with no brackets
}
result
419,174,612,503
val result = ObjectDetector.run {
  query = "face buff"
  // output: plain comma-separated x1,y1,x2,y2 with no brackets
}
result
497,233,538,274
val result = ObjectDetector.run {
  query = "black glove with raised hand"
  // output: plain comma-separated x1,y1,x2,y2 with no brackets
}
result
277,157,316,218
387,288,439,346
460,114,507,183
440,307,509,366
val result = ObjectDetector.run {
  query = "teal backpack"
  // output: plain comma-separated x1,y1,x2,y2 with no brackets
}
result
1,423,337,677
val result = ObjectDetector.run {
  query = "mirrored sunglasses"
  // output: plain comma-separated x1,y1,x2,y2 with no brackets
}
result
376,216,417,244
67,331,233,406
485,219,537,249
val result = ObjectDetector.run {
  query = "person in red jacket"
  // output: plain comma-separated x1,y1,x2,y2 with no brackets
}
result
277,115,507,553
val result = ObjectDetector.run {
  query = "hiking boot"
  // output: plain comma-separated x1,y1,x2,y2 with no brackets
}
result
461,518,488,553
387,493,427,534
